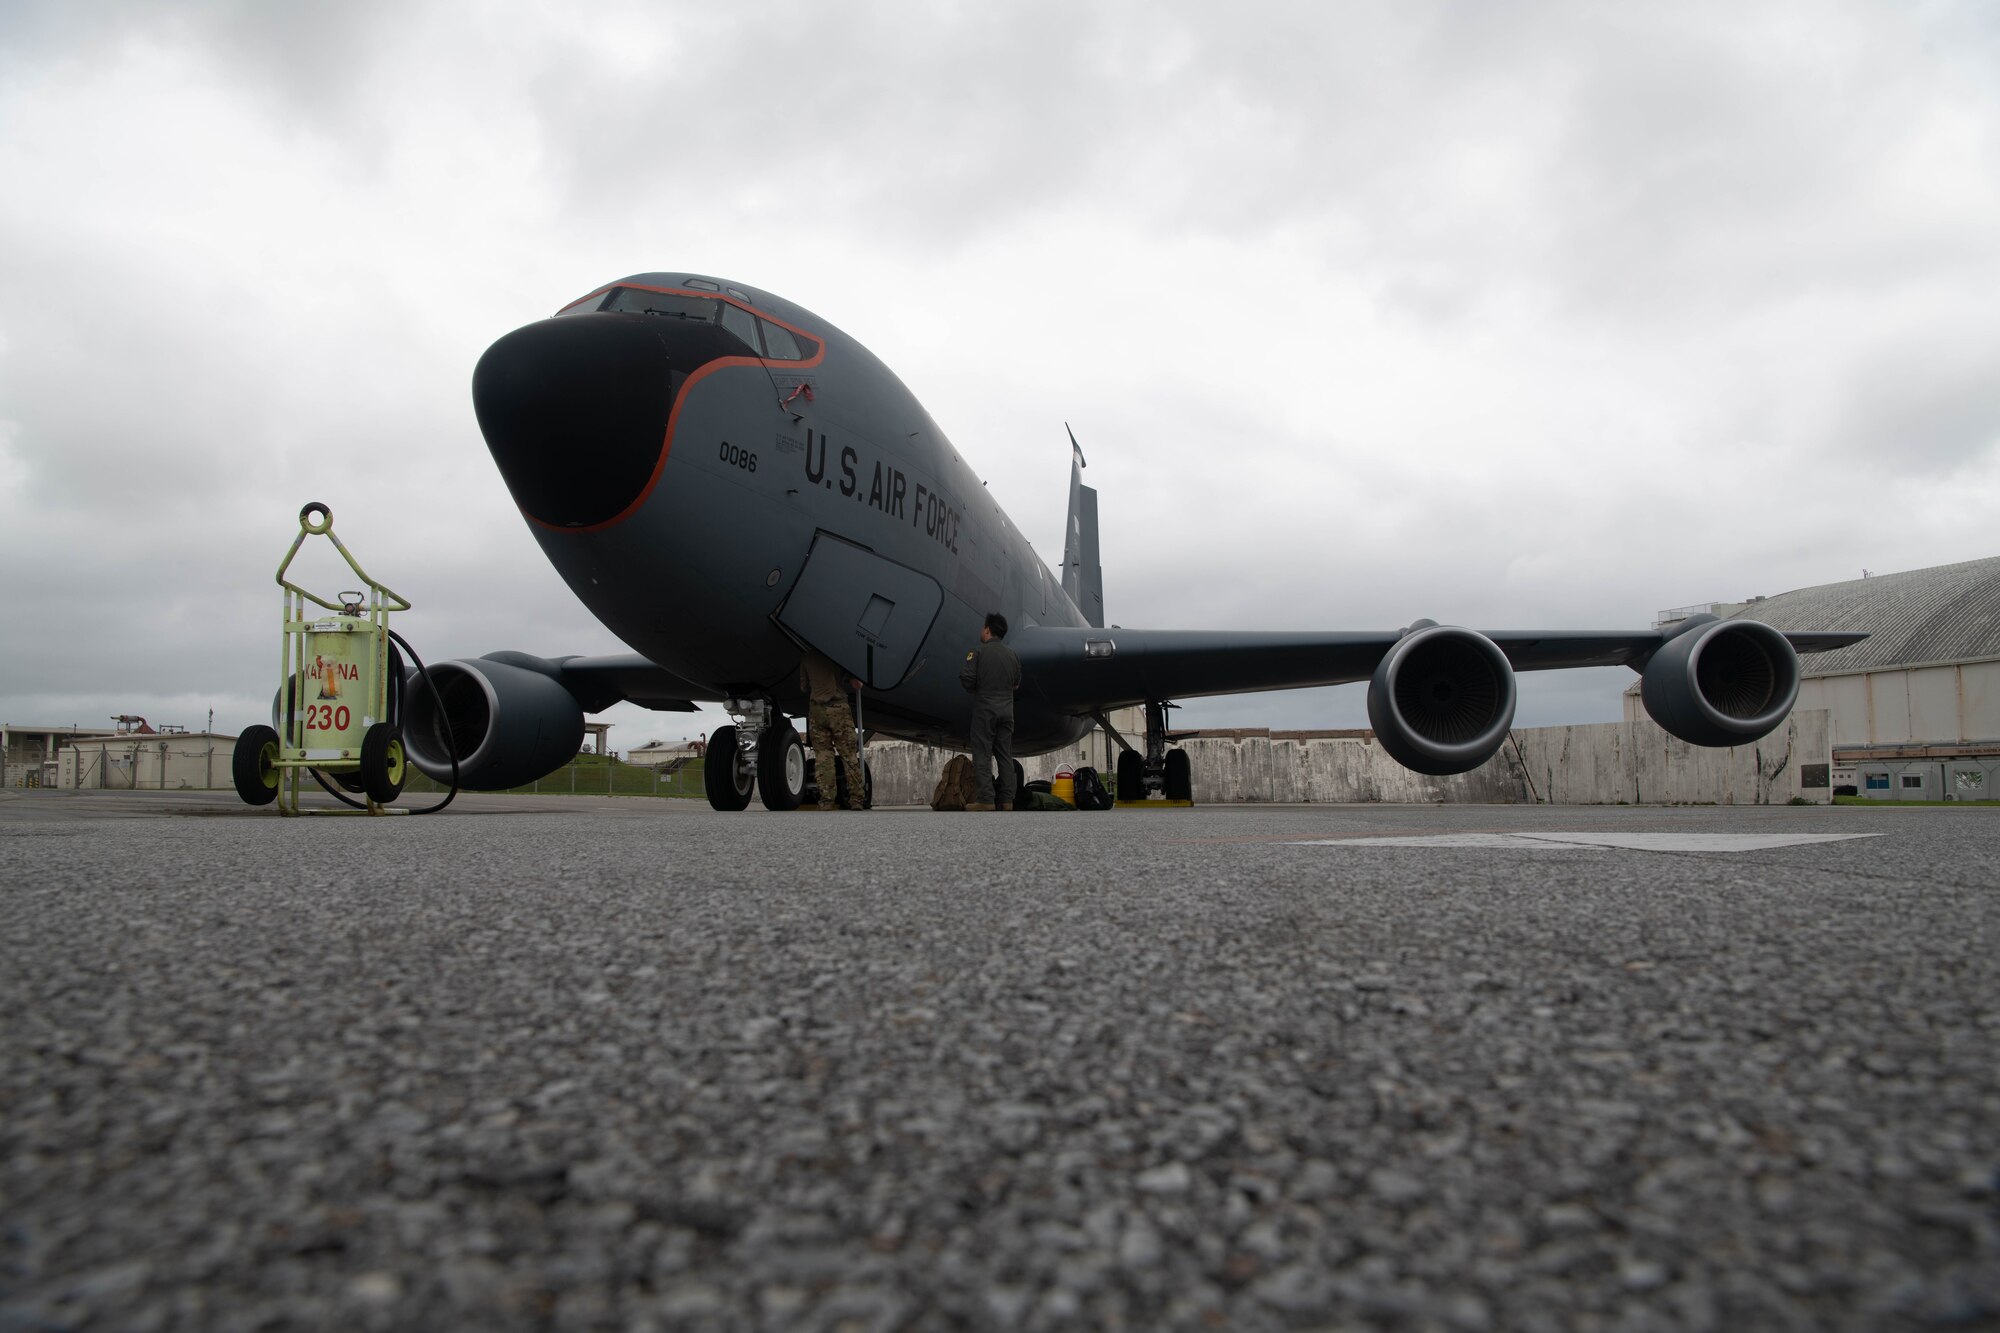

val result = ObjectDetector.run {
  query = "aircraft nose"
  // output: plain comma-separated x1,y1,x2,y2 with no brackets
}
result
472,314,679,530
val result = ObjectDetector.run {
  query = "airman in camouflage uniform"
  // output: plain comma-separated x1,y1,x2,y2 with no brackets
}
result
800,648,865,810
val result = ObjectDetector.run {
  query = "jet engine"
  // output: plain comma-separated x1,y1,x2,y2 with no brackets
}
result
1366,623,1518,776
402,653,586,789
1639,616,1800,748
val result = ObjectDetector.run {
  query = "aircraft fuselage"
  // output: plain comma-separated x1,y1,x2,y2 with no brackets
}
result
472,274,1093,754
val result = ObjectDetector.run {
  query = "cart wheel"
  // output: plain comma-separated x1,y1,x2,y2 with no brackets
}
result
232,725,282,806
360,724,407,803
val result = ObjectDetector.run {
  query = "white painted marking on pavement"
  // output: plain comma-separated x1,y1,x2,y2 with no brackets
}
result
1295,833,1881,852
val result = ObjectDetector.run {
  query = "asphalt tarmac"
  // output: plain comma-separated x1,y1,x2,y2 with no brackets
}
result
4,790,1996,1331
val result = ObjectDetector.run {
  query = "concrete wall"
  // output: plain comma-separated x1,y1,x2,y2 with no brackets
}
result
1516,710,1830,806
863,710,1833,807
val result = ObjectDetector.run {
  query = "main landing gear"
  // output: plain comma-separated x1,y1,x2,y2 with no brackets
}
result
705,697,869,811
1110,700,1195,804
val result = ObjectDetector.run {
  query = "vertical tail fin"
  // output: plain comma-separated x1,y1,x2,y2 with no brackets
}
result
1060,424,1105,628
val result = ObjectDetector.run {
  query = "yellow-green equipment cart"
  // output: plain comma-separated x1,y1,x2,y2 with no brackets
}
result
232,503,411,814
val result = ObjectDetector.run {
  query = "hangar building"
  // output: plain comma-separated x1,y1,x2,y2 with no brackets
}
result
1632,556,2000,801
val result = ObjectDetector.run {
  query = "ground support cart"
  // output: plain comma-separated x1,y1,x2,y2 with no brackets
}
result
231,503,411,815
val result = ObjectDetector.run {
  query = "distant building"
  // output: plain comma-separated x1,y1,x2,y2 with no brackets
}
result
625,740,698,768
1635,556,2000,800
3,724,119,788
56,731,241,791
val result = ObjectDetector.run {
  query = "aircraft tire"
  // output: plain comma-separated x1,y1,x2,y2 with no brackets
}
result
703,725,754,811
360,724,407,804
1116,750,1144,802
758,723,807,811
1164,748,1193,802
232,725,282,806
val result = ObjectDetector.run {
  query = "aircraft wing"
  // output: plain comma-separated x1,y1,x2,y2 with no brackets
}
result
1011,625,1867,714
479,651,710,712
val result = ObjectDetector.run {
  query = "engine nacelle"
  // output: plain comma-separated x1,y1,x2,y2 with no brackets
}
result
1640,616,1800,748
402,654,586,789
1366,624,1518,776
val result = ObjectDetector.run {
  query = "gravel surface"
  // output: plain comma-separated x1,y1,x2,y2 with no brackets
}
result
3,791,1997,1330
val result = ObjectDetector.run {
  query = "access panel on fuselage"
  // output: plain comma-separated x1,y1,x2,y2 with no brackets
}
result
777,532,943,690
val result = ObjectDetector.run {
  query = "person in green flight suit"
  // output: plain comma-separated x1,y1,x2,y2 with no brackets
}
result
959,612,1021,811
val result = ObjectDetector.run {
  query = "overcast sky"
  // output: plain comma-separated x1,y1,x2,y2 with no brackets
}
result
3,0,1996,749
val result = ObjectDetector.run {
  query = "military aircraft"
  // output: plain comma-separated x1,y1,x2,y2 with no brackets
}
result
401,272,1865,809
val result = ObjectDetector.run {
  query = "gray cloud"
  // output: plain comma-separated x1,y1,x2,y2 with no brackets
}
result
0,0,404,123
4,0,1997,746
1830,340,2000,471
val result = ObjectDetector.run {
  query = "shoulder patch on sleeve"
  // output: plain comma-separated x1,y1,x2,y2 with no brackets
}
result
966,651,976,659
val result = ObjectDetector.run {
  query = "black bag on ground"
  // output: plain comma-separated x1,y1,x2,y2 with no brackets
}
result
1072,765,1113,811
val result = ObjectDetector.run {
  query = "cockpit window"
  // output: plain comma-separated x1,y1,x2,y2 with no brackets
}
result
718,301,762,353
682,278,721,291
599,288,765,356
761,320,803,360
555,291,610,316
559,286,819,360
600,289,720,320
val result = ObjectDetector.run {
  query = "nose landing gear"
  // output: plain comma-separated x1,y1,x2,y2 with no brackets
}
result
702,722,756,810
757,721,808,811
704,698,811,811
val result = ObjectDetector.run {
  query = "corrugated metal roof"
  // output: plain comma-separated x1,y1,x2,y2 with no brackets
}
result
1726,555,2000,674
